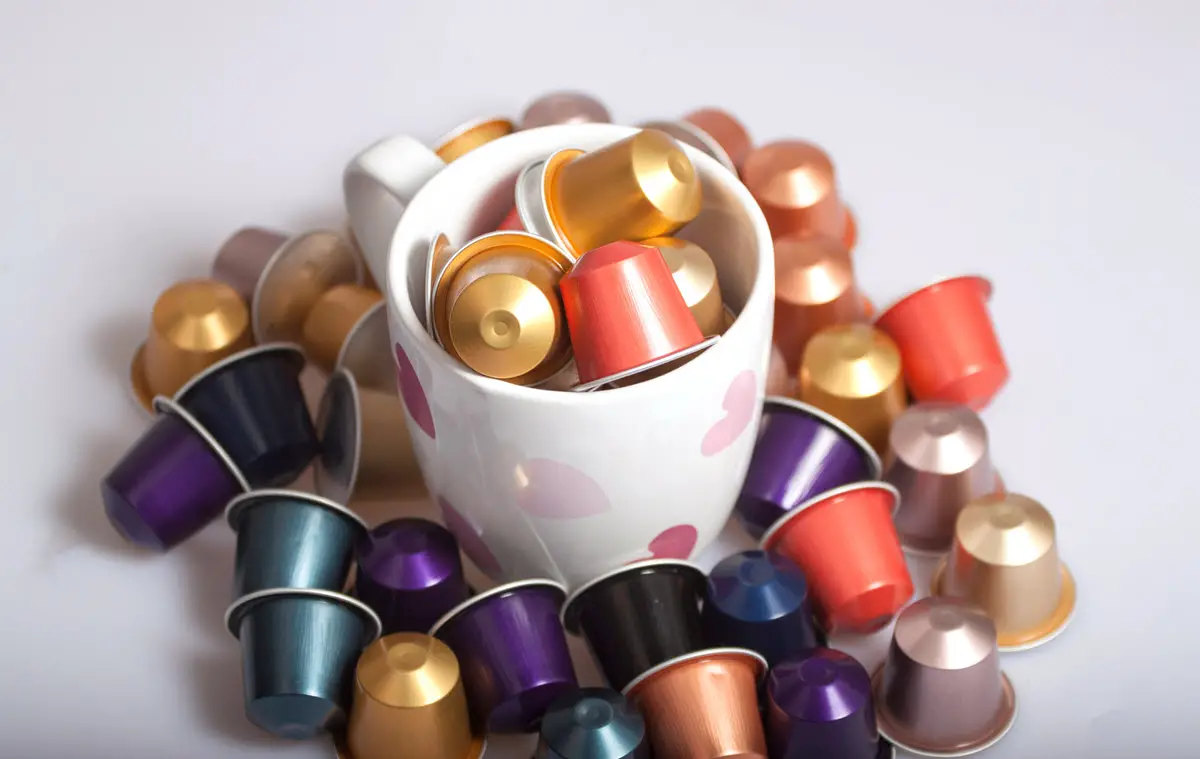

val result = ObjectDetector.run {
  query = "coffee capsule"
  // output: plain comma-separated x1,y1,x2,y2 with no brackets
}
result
872,597,1017,757
762,482,912,634
174,343,317,488
641,237,725,336
798,324,907,456
561,560,707,693
102,397,249,551
346,633,485,759
682,108,752,174
251,229,364,344
766,344,792,396
535,688,650,759
884,403,1004,554
767,648,893,759
561,241,718,391
431,231,575,384
210,226,290,301
431,579,577,733
623,647,768,759
637,119,738,175
129,279,254,414
742,140,856,251
225,588,382,740
932,493,1076,651
736,397,881,540
433,117,515,163
314,368,424,506
301,284,383,375
353,518,470,635
226,489,367,601
875,276,1008,411
333,299,397,394
522,129,702,257
520,91,612,130
498,207,523,231
774,234,868,372
702,550,821,667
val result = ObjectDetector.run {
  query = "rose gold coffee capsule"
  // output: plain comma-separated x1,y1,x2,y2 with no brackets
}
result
301,284,384,375
774,234,869,373
210,226,289,301
641,237,724,336
872,596,1017,757
130,279,254,414
520,129,703,257
335,301,398,395
346,632,485,759
432,231,574,385
637,119,738,175
623,648,768,759
798,324,907,456
884,403,1004,555
432,116,515,163
682,108,752,175
252,229,364,343
742,140,856,251
519,91,612,129
932,493,1076,652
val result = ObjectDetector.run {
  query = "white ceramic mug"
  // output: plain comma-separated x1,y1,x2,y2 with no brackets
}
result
350,123,774,589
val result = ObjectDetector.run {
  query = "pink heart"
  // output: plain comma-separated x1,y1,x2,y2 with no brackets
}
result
394,343,435,439
648,524,698,560
438,497,502,579
701,370,757,457
517,458,612,520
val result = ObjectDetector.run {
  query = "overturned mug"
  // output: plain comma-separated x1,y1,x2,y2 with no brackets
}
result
352,124,774,587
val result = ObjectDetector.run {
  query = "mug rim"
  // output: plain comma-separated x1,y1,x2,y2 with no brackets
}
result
385,123,774,405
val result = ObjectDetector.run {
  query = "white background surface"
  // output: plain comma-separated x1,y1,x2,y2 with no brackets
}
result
2,1,1197,757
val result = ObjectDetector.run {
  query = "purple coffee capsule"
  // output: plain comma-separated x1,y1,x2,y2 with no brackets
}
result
101,396,250,551
353,518,471,635
736,397,881,539
767,648,893,759
430,579,578,733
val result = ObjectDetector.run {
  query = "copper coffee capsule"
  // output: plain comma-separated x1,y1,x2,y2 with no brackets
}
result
345,633,485,759
774,234,868,372
682,108,753,174
517,130,703,257
301,284,383,375
798,324,907,456
130,279,254,414
431,232,575,385
742,140,856,250
932,493,1076,651
642,237,724,337
873,597,1017,757
884,403,1004,554
432,117,515,163
251,230,364,343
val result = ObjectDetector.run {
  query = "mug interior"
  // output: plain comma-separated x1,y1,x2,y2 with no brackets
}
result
387,123,772,400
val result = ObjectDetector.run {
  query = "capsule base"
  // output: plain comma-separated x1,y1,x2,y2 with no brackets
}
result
872,668,1016,758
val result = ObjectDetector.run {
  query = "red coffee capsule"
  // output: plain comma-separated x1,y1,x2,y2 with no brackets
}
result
560,241,717,392
875,276,1007,411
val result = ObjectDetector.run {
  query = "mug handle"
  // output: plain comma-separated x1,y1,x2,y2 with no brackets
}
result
343,135,446,292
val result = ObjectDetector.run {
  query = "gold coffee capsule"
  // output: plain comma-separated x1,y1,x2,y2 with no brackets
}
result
301,284,383,374
433,232,574,385
798,323,907,455
642,237,724,336
774,234,868,372
544,129,703,256
933,493,1077,652
346,633,484,759
130,279,254,413
433,117,515,163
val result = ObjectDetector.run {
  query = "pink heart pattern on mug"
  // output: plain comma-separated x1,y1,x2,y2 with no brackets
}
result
701,369,757,457
517,458,612,520
438,496,501,579
394,342,435,439
647,524,698,560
